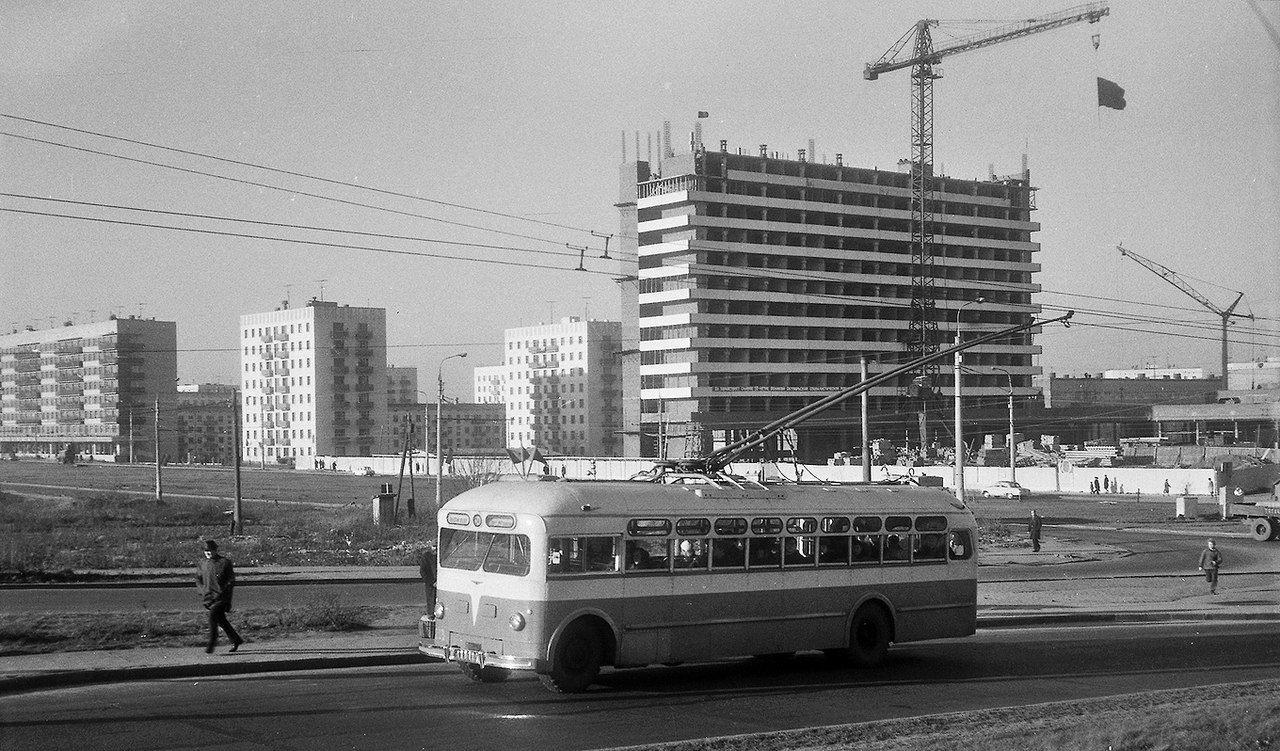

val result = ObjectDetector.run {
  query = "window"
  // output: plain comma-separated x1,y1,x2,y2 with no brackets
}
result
948,530,974,560
627,518,671,537
750,517,783,535
625,538,668,571
547,536,617,575
438,529,531,577
747,537,781,568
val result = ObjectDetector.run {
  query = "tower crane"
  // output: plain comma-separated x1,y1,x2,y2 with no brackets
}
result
1116,244,1252,383
864,3,1109,385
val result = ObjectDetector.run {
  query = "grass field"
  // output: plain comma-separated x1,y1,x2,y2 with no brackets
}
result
0,460,478,575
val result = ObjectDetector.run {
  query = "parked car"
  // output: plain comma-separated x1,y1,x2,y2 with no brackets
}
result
980,480,1028,499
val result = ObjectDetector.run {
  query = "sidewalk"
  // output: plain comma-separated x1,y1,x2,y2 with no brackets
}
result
4,536,1278,695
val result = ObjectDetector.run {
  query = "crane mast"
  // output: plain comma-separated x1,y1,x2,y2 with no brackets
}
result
1116,244,1252,384
864,4,1109,403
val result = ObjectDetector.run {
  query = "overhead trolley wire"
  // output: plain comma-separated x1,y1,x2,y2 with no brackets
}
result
0,112,629,247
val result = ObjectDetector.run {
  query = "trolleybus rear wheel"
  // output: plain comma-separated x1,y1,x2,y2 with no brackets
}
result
459,663,511,683
848,604,891,668
539,620,603,693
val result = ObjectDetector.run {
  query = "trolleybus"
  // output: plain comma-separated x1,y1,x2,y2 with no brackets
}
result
419,474,977,692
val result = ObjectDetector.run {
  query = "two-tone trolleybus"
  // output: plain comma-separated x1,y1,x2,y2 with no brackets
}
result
419,475,977,692
418,313,1071,692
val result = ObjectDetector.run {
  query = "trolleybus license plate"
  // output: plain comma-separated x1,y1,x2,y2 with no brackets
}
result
450,647,485,665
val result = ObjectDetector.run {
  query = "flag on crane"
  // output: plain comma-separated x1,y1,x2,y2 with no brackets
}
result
1097,78,1127,110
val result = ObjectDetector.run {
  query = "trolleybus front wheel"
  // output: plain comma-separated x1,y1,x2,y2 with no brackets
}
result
540,620,603,693
847,604,891,668
459,663,512,683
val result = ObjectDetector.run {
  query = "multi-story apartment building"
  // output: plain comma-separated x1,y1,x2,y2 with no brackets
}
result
386,366,419,406
0,317,178,462
617,141,1043,461
176,383,237,464
239,300,389,463
483,317,622,457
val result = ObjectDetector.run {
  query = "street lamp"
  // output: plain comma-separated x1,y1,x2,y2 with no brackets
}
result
436,353,467,513
992,367,1016,483
954,297,985,503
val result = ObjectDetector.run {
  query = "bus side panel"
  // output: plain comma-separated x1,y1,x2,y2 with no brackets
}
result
619,576,672,666
778,567,853,653
889,578,978,642
665,571,790,661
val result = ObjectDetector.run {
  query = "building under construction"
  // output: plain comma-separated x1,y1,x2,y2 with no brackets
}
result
616,139,1043,462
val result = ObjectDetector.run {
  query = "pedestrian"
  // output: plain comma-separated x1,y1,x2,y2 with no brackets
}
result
419,545,437,611
1103,475,1110,494
1197,538,1223,594
195,539,243,653
1091,477,1099,495
1028,509,1042,552
1163,479,1171,495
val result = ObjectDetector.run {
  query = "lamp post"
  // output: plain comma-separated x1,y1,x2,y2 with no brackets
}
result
954,297,985,503
436,353,467,513
993,366,1016,483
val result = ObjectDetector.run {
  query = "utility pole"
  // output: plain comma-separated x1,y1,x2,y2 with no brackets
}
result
860,356,872,483
232,392,242,535
994,368,1016,483
127,406,135,463
153,396,162,502
436,353,467,514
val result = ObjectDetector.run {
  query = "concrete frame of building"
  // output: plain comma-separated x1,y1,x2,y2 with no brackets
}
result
616,138,1042,462
0,317,178,462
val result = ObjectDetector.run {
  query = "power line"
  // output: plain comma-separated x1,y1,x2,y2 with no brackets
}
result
0,206,620,277
1,192,586,264
0,129,629,259
0,112,626,242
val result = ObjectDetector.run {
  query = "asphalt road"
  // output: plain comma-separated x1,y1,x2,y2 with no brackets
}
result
2,621,1278,751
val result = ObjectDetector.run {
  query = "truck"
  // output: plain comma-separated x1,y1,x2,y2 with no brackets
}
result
1223,480,1280,541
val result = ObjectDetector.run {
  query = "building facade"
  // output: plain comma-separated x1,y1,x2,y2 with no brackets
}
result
175,383,237,464
483,317,622,457
0,317,178,462
617,142,1043,461
239,300,390,463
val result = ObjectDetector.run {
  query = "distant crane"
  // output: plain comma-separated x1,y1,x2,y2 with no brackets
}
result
1116,244,1253,383
864,3,1110,381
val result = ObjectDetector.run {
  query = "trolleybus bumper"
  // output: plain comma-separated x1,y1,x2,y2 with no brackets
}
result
418,643,542,671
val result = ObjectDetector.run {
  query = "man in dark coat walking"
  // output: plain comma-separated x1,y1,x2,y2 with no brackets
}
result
196,539,243,653
1029,509,1043,552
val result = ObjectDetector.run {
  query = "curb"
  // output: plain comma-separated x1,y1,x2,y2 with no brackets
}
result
0,651,431,696
977,610,1280,629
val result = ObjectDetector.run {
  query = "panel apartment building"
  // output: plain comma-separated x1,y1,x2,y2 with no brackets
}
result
240,300,389,463
477,317,622,457
617,141,1042,461
0,317,178,462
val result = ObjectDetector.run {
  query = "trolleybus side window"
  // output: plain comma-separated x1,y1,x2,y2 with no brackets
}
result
674,538,709,569
711,537,746,568
851,516,882,563
913,515,949,562
626,538,669,571
883,516,912,563
548,536,619,575
748,536,781,568
948,530,974,560
714,517,747,535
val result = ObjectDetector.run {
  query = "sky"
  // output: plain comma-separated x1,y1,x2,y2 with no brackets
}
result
2,0,1278,396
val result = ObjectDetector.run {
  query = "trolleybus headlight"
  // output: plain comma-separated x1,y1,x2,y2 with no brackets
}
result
508,613,526,631
433,602,445,619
